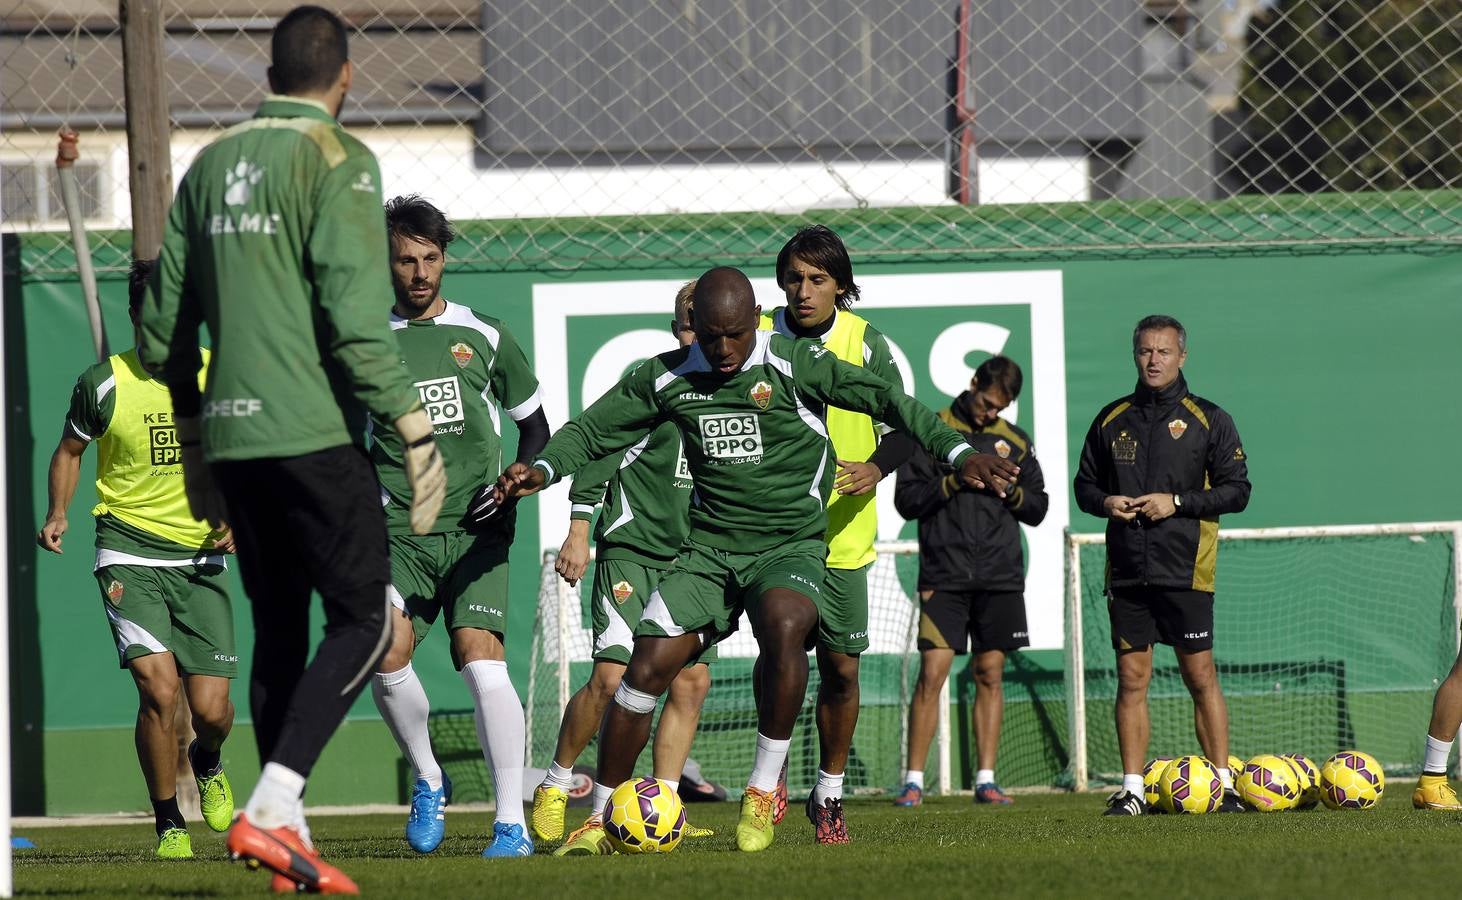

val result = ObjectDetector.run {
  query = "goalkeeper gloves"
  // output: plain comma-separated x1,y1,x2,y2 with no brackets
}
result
394,407,447,535
175,416,227,528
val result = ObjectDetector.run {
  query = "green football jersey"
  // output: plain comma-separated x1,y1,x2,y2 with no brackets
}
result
537,331,975,553
371,301,542,535
568,420,692,566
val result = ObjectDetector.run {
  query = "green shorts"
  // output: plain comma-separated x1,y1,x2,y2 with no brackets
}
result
590,557,716,665
637,538,827,646
818,563,871,654
389,532,509,643
94,563,236,677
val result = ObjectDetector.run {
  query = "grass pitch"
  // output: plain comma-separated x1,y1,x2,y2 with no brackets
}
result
15,791,1461,898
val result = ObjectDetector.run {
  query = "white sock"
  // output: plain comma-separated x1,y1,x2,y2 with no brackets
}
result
1425,735,1453,773
661,779,680,793
372,664,443,791
292,798,312,850
976,768,995,786
245,763,306,829
544,761,576,791
462,659,526,829
905,769,925,790
1122,773,1144,796
1218,767,1233,791
590,781,614,823
812,769,844,806
747,733,791,792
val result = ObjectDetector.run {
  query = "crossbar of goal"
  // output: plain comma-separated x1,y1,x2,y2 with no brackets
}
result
1065,520,1462,791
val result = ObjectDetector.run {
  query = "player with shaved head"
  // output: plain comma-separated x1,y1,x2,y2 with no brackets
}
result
496,266,1019,852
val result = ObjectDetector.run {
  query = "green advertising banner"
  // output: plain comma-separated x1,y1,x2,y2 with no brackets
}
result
6,221,1462,812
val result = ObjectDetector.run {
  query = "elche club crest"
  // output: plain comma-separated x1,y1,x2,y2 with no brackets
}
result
106,580,124,606
1168,419,1188,440
450,342,475,368
612,580,634,605
750,380,773,410
994,439,1012,459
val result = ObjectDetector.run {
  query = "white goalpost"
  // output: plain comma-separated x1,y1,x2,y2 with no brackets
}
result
525,540,957,796
1065,521,1462,792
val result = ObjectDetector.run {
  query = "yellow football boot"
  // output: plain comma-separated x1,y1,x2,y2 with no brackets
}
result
735,787,776,852
156,827,193,860
1413,774,1462,810
531,784,569,842
553,818,612,856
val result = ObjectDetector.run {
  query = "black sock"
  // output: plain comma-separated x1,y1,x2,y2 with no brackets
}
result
152,796,185,835
189,739,222,776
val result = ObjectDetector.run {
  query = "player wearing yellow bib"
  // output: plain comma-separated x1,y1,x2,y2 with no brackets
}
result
37,259,237,860
757,226,917,843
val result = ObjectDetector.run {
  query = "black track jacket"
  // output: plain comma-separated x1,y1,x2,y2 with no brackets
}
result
895,394,1048,592
1074,374,1250,592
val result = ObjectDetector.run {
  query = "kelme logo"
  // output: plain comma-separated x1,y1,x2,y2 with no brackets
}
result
749,380,772,410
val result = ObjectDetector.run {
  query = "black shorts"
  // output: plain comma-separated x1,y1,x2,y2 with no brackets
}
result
213,444,391,603
1107,587,1214,652
917,589,1029,654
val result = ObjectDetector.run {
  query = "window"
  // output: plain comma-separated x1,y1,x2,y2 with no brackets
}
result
1,161,104,224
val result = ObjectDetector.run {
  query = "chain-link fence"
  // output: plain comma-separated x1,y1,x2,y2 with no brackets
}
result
4,0,1459,278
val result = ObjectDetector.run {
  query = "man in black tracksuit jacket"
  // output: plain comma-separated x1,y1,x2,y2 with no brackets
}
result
892,356,1048,806
1074,315,1250,816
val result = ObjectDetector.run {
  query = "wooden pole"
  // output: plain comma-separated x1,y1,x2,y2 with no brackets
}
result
120,0,195,816
120,0,171,259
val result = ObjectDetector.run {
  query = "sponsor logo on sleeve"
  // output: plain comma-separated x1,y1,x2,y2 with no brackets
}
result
698,413,763,463
450,342,475,368
415,376,464,428
749,380,773,410
1168,419,1188,440
203,398,263,418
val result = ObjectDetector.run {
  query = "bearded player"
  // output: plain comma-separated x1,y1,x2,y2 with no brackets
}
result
367,195,550,858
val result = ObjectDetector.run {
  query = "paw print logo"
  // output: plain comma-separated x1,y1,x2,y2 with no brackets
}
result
223,159,264,206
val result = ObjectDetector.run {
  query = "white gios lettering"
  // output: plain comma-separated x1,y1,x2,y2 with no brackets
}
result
699,413,762,462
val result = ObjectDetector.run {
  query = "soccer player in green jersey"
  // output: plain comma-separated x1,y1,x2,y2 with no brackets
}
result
498,267,1018,852
368,196,550,858
38,259,237,859
757,225,917,842
533,281,715,855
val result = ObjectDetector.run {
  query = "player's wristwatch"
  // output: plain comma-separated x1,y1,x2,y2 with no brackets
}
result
1172,493,1182,510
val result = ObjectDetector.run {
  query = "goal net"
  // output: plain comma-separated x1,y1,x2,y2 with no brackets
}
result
1065,522,1462,790
524,541,970,798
